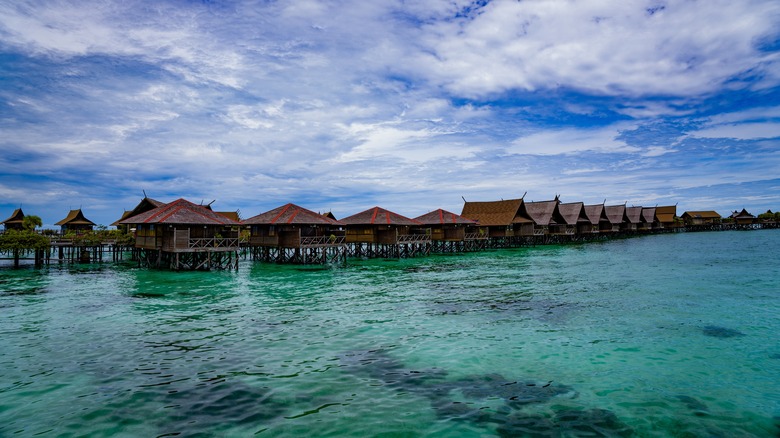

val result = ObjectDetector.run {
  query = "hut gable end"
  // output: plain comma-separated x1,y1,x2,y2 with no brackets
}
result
119,199,240,226
460,199,526,226
242,203,342,226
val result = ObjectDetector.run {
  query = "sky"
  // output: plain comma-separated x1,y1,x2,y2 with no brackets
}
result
1,0,780,228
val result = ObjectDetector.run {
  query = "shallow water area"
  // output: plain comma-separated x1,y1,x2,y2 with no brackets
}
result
1,230,779,436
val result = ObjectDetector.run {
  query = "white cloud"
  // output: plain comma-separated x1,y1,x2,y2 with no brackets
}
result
691,122,780,140
507,124,640,156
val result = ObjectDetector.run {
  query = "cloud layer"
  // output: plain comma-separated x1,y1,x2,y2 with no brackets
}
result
1,0,779,226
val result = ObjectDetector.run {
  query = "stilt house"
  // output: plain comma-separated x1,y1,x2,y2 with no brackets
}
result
523,199,561,236
554,202,590,235
1,208,26,231
583,204,608,234
641,207,656,230
242,203,345,264
460,198,534,237
413,209,477,241
730,209,756,225
624,206,644,232
681,211,721,226
603,205,626,233
55,209,96,233
119,198,241,270
655,205,678,229
340,207,430,258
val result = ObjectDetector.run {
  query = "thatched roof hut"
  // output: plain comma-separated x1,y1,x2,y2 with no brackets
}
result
119,198,240,251
641,207,656,230
340,207,422,244
522,199,561,235
460,198,533,237
603,205,626,232
625,207,643,229
583,204,608,233
681,211,721,225
655,205,678,228
730,208,755,225
1,208,25,230
242,203,343,247
414,209,477,241
556,202,590,235
55,209,96,232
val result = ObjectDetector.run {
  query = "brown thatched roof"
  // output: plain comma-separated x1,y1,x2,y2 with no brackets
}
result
460,198,527,226
583,204,607,225
414,209,477,226
682,211,721,220
216,211,241,222
556,202,589,225
340,207,421,226
1,208,25,226
112,197,167,226
641,207,656,223
625,206,643,224
522,200,558,226
55,209,96,226
242,203,342,226
730,208,755,219
656,205,677,223
323,211,337,220
604,205,626,225
119,198,240,226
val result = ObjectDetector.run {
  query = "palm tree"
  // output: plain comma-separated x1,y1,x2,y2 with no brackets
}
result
22,215,42,231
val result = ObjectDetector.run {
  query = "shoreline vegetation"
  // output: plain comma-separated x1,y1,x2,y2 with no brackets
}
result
1,196,779,269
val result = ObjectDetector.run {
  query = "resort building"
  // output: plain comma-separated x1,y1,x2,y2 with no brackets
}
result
55,209,96,233
522,199,561,236
413,209,481,252
603,205,626,233
112,197,167,232
730,209,756,225
460,198,533,238
119,198,241,270
625,206,644,232
655,205,678,229
242,203,346,264
640,207,657,231
1,208,26,231
554,202,590,236
340,206,430,258
681,211,722,226
583,204,609,234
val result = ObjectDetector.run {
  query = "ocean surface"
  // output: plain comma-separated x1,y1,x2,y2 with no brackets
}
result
1,230,778,437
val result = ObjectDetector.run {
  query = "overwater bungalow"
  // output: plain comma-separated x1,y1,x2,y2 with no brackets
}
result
414,209,481,252
640,207,657,231
522,199,560,236
655,205,678,229
340,206,430,258
583,204,608,234
603,205,626,233
55,209,96,233
119,198,241,270
111,197,167,232
681,211,722,226
730,208,756,225
1,208,26,231
554,202,590,236
460,198,534,238
241,203,346,264
624,206,643,232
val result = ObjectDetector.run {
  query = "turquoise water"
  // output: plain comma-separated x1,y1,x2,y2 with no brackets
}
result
1,230,778,437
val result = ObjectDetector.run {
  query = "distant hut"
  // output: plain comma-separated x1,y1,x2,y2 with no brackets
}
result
414,209,479,252
655,205,678,229
583,204,608,234
215,211,241,222
460,198,534,238
340,207,430,258
624,207,643,232
242,203,345,264
554,202,590,236
681,211,721,226
521,199,560,236
112,197,167,232
1,208,26,231
730,208,756,226
323,211,337,220
603,205,626,233
640,207,656,231
119,198,241,270
55,209,96,233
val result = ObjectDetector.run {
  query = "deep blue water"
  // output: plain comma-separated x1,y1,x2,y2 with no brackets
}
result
1,230,778,436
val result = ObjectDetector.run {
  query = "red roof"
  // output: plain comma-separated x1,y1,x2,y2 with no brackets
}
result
119,198,240,226
242,203,342,226
340,207,421,226
413,209,477,226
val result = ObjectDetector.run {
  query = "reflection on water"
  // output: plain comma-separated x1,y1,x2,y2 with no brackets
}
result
1,231,779,436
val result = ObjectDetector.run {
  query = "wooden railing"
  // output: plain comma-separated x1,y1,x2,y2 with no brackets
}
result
397,234,432,244
464,232,489,240
533,228,545,236
186,237,240,249
300,236,346,246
